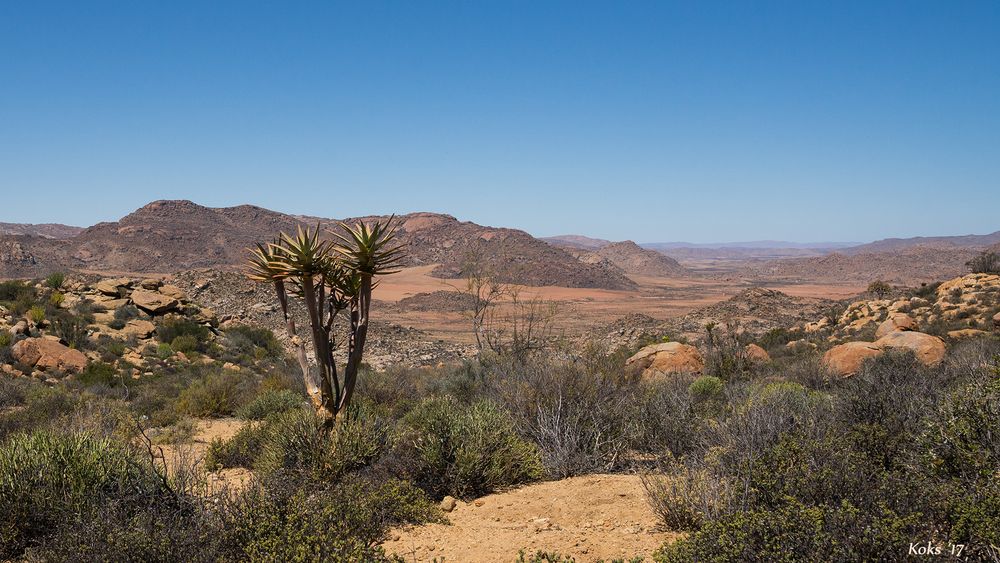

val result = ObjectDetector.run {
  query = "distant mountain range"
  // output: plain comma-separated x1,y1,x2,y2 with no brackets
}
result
0,201,636,289
2,204,996,287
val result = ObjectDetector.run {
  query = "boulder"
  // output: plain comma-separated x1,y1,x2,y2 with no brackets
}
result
626,342,704,378
131,289,179,315
158,284,187,301
139,278,163,290
874,331,946,366
874,313,917,339
121,319,156,339
744,343,771,363
822,341,883,377
11,337,87,374
10,320,28,335
439,496,457,512
994,312,1000,329
100,298,131,310
95,277,133,297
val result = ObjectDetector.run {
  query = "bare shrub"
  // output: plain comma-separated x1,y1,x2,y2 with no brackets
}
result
642,461,736,531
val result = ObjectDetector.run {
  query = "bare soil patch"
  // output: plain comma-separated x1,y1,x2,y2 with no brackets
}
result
383,474,680,563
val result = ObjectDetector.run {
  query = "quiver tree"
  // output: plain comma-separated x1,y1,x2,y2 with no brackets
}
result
247,219,403,429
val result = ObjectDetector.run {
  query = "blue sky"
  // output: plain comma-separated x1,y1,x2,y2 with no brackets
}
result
1,1,998,243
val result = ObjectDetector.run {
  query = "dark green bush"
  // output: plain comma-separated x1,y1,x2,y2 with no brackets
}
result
108,304,141,330
157,317,210,351
171,334,200,354
76,361,120,387
400,396,543,499
0,280,35,302
224,325,283,360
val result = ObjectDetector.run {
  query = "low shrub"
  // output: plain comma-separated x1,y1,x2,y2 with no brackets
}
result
642,463,735,531
224,325,283,360
0,430,167,558
174,370,251,417
399,396,543,499
108,304,141,330
171,334,200,354
237,389,305,421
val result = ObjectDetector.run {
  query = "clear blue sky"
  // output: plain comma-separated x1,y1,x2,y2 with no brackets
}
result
1,1,998,243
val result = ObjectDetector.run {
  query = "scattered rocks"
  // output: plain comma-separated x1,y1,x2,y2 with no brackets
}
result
95,277,132,297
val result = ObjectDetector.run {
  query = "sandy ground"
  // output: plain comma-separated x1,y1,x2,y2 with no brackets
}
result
159,417,251,493
373,266,864,343
383,474,681,563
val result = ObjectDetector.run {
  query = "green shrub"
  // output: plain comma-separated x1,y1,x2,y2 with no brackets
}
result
27,304,46,323
45,272,65,289
0,431,166,558
921,361,1000,479
76,361,120,387
654,498,923,563
688,375,724,402
48,291,65,306
0,332,10,348
156,342,174,359
237,389,306,421
171,334,200,354
50,313,90,350
400,397,543,499
223,477,438,562
175,370,251,417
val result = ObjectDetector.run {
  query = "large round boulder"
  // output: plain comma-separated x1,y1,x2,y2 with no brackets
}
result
744,343,771,363
874,331,946,366
11,337,87,375
626,342,704,379
822,341,883,377
874,313,917,339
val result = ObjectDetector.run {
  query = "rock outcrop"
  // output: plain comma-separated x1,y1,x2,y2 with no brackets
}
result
874,331,946,366
822,341,884,377
626,342,704,379
12,338,87,375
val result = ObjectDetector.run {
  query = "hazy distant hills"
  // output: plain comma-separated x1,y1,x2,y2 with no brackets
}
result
842,231,1000,254
0,222,83,239
0,201,635,289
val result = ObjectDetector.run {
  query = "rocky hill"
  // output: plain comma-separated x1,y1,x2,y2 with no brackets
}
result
1,201,634,290
591,241,687,277
0,222,83,239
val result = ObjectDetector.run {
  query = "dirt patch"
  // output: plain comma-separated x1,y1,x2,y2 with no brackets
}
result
159,417,252,493
383,474,680,562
